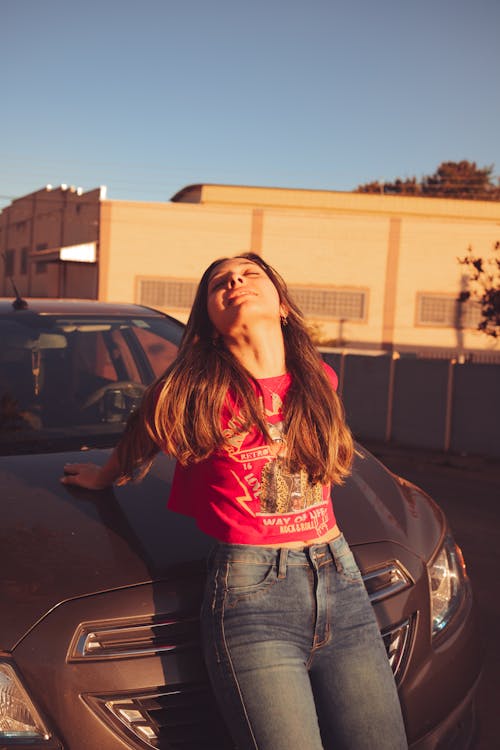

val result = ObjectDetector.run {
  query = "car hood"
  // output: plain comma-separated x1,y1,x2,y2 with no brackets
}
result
334,445,444,554
0,444,443,650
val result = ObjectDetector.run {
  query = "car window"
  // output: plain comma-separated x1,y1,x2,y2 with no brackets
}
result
0,314,182,454
131,327,178,377
109,329,141,381
72,330,121,383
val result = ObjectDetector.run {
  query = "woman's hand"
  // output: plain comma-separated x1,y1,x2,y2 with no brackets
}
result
61,449,122,490
60,463,112,490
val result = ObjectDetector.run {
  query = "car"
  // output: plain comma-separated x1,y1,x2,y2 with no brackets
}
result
0,296,481,750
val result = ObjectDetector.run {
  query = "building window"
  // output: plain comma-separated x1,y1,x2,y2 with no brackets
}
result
461,301,484,329
417,293,482,329
138,277,367,322
20,247,29,275
138,278,198,309
4,249,15,276
35,242,48,274
289,286,367,321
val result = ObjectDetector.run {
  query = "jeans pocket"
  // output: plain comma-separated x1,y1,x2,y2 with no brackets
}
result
225,561,277,595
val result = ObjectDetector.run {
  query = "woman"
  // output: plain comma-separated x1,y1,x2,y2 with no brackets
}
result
61,253,408,750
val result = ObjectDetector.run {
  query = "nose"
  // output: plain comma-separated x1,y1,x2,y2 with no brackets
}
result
228,272,244,288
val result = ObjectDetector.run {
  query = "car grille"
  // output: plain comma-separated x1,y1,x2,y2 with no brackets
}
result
381,618,413,680
91,684,234,750
72,563,412,664
82,562,414,747
70,615,199,661
363,561,412,604
93,614,414,750
362,562,414,682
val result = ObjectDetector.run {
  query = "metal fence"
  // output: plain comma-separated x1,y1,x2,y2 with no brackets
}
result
321,351,500,458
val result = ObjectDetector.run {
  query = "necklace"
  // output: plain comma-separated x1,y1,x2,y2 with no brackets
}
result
258,373,289,418
257,373,289,456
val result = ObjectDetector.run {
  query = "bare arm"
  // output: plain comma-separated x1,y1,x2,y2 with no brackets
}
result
60,449,122,490
60,384,161,490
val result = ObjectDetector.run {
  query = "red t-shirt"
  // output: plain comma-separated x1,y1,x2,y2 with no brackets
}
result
167,362,338,544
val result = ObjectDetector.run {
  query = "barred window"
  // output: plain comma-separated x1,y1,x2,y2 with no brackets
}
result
138,278,367,321
34,242,48,273
138,278,198,309
4,249,15,276
461,300,483,329
20,247,29,275
417,294,483,328
289,287,366,321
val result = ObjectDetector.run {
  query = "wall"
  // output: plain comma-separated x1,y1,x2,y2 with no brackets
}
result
97,185,500,359
3,183,499,360
395,216,497,353
189,186,500,357
0,186,101,298
322,351,500,458
260,210,390,347
99,199,255,312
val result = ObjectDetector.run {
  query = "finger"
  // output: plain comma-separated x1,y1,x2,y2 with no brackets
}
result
60,474,79,485
63,464,81,474
64,462,91,471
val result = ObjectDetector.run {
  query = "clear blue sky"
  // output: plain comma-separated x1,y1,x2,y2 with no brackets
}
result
2,0,499,209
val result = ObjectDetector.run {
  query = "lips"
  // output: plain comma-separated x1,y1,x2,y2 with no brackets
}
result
226,290,257,305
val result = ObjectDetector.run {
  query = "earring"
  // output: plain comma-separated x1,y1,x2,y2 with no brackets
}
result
280,315,288,327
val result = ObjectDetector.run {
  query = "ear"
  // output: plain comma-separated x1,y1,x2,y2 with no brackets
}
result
279,304,289,318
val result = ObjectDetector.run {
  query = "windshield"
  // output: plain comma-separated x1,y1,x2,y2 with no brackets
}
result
0,313,182,455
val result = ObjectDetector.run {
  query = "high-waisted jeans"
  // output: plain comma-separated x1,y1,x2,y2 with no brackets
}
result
201,534,408,750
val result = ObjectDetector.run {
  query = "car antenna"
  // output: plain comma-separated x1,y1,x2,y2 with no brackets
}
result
1,251,28,309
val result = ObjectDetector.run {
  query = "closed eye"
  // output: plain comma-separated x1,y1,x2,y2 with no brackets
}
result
209,273,231,292
208,264,262,292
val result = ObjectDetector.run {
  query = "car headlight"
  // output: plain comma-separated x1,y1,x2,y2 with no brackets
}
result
428,534,468,637
0,661,50,741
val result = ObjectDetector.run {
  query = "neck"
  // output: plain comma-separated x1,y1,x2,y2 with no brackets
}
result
223,321,286,379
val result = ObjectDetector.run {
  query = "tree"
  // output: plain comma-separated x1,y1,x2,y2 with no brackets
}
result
458,242,500,338
357,161,500,201
357,177,422,196
422,162,499,200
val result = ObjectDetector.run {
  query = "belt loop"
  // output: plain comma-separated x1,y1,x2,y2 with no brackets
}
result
278,548,288,579
328,541,341,573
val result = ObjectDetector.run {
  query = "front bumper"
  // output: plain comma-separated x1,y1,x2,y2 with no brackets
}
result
5,541,481,750
410,677,480,750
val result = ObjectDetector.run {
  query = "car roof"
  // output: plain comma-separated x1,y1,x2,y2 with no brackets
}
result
0,297,170,318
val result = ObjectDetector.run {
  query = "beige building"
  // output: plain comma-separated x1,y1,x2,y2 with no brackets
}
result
1,183,499,361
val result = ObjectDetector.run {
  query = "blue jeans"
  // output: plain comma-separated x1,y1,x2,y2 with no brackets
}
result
201,534,408,750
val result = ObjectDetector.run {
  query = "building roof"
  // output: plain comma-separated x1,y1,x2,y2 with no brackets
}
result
170,182,500,220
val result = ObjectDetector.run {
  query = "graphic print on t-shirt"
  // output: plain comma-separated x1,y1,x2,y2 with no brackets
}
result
259,418,323,514
222,388,325,519
167,364,339,542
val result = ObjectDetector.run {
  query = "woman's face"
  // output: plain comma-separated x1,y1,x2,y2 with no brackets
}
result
206,258,284,337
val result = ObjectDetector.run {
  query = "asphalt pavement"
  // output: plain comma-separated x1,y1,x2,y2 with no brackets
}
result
364,441,500,750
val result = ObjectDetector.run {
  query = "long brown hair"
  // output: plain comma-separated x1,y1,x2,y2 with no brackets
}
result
116,253,354,486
